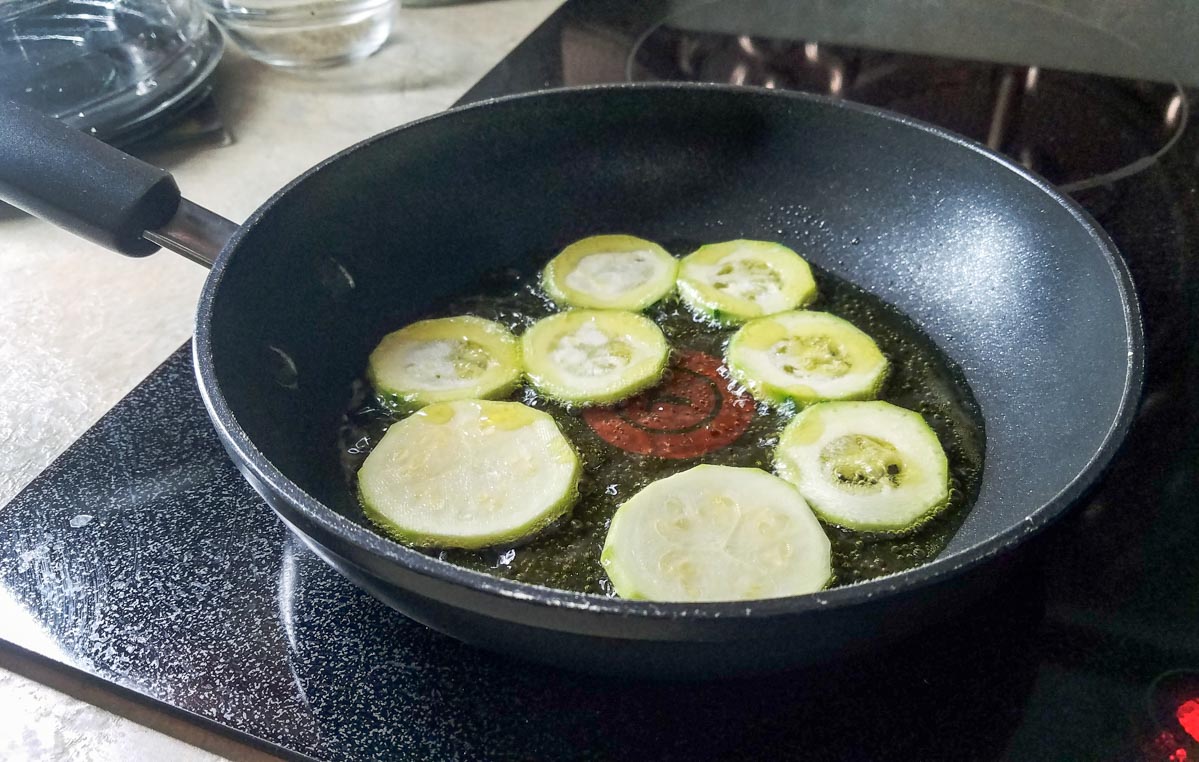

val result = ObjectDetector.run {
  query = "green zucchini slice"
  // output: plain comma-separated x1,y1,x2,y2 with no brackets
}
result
774,401,950,532
521,310,669,405
368,315,521,413
601,465,832,602
358,399,580,549
677,240,817,325
542,235,678,310
726,311,888,408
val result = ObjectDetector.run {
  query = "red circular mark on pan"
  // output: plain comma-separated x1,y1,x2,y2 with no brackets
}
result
583,350,754,459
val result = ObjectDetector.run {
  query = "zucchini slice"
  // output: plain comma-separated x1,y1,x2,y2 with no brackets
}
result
543,235,678,310
521,310,669,405
358,399,580,549
677,240,817,325
726,311,888,408
601,465,832,602
368,316,521,413
774,401,950,532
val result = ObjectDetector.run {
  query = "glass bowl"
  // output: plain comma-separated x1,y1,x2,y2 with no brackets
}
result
204,0,397,68
0,0,223,141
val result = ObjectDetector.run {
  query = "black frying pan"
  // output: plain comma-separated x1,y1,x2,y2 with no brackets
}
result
0,84,1142,679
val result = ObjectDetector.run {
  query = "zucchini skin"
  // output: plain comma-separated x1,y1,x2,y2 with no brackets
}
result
358,400,582,549
725,311,890,409
677,240,818,325
360,478,581,550
601,464,833,602
774,401,950,533
542,234,678,311
521,310,670,406
368,315,522,413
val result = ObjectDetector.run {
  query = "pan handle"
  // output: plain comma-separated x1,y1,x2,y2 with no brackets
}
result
0,100,236,267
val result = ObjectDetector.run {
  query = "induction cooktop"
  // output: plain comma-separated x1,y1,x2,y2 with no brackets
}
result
2,2,1197,760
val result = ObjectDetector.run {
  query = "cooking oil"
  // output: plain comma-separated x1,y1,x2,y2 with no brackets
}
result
340,258,984,596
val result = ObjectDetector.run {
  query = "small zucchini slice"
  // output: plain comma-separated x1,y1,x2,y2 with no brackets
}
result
601,465,832,602
774,401,950,533
542,235,678,310
358,399,580,549
726,311,888,408
521,310,669,405
368,316,521,413
677,239,817,325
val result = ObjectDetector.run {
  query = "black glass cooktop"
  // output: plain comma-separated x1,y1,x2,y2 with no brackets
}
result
3,2,1198,760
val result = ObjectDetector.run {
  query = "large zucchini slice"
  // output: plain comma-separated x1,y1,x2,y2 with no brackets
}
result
601,465,832,602
358,399,580,549
726,311,888,408
542,235,678,310
521,310,669,405
774,401,950,532
677,240,817,325
368,315,521,413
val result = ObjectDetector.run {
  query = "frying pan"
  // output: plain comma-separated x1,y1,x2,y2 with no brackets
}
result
0,84,1142,679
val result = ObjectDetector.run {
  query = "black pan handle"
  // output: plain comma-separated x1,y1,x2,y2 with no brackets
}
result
0,99,237,264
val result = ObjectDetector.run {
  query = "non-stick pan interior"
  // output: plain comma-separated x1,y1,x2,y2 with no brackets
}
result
199,85,1137,574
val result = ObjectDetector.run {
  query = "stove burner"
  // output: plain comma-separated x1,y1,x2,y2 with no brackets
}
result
627,0,1187,191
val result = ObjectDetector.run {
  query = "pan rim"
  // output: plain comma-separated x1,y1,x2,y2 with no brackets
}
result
193,81,1144,624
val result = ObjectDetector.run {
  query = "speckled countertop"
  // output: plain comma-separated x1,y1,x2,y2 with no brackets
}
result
0,1,559,758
